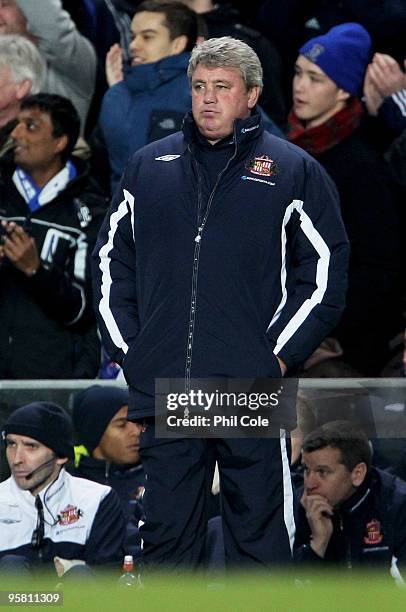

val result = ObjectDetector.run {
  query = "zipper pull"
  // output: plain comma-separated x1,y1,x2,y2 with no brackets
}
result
195,226,203,243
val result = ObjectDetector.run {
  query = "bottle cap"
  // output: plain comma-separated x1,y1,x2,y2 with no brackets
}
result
123,555,134,571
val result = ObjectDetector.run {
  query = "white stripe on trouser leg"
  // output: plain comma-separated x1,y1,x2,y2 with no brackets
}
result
139,519,145,550
391,556,405,586
280,428,295,552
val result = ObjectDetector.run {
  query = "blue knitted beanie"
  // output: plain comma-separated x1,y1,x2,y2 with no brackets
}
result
299,23,372,96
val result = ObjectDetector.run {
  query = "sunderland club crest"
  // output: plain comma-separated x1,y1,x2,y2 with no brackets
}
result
248,155,278,177
363,519,383,545
57,505,83,526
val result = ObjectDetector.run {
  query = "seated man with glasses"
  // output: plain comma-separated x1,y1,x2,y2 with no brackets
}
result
0,402,126,576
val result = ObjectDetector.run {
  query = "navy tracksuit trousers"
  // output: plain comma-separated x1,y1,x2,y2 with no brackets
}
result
139,425,295,568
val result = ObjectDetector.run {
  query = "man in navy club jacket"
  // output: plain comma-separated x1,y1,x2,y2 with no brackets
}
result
92,36,349,569
294,420,406,580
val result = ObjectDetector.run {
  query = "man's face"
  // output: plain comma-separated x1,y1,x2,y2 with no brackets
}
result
302,446,364,508
6,433,65,496
292,55,349,129
11,107,66,173
129,11,181,65
0,0,28,35
93,406,143,465
191,64,260,144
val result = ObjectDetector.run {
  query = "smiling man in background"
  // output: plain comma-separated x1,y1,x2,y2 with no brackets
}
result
0,93,105,379
98,0,198,190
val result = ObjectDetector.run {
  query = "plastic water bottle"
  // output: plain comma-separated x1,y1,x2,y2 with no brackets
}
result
118,555,137,588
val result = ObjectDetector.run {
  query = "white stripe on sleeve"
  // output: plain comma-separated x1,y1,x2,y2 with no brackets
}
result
392,89,406,117
97,189,135,355
74,234,87,282
267,199,330,354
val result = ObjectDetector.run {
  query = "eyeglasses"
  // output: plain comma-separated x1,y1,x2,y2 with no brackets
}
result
31,495,45,548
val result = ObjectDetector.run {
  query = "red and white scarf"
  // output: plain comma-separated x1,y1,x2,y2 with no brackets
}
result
287,98,364,157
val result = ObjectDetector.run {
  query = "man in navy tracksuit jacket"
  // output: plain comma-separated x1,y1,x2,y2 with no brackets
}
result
293,421,406,581
92,37,349,569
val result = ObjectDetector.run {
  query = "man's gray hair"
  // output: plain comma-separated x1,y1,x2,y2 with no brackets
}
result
0,35,46,94
188,36,263,91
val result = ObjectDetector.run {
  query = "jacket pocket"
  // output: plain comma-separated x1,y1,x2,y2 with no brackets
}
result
122,336,143,386
263,335,283,378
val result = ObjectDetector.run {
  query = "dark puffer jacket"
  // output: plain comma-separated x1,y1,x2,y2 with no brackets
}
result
0,156,107,378
92,112,349,417
294,467,406,578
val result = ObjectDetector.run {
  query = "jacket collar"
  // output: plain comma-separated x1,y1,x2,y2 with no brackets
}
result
123,52,190,94
0,155,91,196
339,469,373,515
77,453,142,478
10,468,67,517
182,110,264,150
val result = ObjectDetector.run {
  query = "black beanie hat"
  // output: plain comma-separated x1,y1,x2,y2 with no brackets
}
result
72,385,129,453
3,402,74,460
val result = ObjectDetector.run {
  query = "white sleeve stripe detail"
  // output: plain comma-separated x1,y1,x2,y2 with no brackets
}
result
267,199,298,330
74,235,87,282
97,189,135,354
269,199,330,354
392,90,406,116
280,428,295,552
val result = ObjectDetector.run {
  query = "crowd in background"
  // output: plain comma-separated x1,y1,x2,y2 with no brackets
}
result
0,0,405,382
0,0,406,581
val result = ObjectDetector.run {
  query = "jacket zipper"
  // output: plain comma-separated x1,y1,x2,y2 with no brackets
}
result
339,513,353,569
184,134,239,393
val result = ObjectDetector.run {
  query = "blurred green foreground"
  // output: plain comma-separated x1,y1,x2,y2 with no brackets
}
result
0,571,405,612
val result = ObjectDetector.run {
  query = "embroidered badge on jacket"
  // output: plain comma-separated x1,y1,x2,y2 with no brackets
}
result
57,505,83,526
248,156,278,177
363,519,383,545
